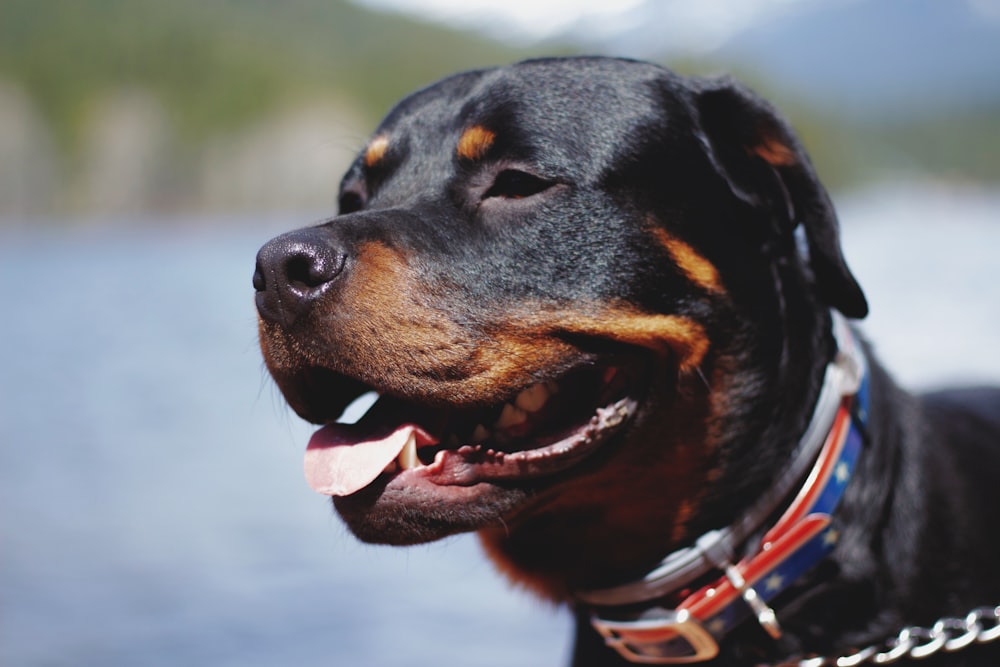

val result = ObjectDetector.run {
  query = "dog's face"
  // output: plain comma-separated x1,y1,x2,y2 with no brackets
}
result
254,57,866,598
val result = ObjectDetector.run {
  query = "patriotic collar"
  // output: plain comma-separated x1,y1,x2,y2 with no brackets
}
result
578,312,869,664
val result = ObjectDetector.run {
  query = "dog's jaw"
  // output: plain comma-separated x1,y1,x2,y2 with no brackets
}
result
313,360,660,549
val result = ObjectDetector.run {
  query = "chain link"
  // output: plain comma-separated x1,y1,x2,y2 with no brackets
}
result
765,605,1000,667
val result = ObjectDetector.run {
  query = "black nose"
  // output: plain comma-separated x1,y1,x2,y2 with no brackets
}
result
253,227,347,328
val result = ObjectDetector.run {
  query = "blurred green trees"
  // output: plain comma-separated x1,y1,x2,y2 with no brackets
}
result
0,0,532,151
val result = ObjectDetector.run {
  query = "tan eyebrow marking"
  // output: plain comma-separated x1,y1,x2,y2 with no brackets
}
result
652,228,724,294
365,135,390,167
457,125,496,161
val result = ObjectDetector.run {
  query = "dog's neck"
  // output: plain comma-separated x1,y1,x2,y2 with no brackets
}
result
573,311,869,664
578,311,864,603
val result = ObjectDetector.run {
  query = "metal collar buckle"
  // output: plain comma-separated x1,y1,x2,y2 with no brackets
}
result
721,562,782,640
591,608,720,664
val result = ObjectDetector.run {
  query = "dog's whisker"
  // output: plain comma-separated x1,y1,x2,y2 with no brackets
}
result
695,366,712,392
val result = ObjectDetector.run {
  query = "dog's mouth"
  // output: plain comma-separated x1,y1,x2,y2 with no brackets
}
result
303,362,641,497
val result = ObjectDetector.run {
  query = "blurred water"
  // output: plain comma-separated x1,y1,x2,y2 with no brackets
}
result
1,185,998,667
0,220,569,667
837,185,1000,388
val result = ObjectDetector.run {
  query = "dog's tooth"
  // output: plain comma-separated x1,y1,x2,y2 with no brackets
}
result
496,403,528,429
515,383,550,413
397,432,419,470
472,424,490,443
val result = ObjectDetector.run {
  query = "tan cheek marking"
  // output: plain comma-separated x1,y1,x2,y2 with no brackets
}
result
523,308,710,372
592,312,710,371
332,244,581,401
651,228,724,294
365,135,390,167
457,125,496,161
751,134,797,167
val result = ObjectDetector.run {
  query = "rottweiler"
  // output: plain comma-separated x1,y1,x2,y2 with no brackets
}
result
253,57,1000,666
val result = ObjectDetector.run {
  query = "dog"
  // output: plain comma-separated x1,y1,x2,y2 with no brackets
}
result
252,57,1000,665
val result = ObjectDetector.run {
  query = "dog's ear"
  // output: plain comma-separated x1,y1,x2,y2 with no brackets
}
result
693,77,868,319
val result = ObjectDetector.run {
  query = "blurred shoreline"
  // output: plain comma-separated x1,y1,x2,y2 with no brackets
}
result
2,1,998,223
0,82,368,221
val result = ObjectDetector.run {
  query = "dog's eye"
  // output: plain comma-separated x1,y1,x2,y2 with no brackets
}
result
338,191,365,214
483,170,553,200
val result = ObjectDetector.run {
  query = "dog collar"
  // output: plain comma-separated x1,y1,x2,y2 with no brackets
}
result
579,312,870,664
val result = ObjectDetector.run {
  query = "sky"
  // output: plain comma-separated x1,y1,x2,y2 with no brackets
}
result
357,0,648,40
355,0,1000,52
354,0,810,49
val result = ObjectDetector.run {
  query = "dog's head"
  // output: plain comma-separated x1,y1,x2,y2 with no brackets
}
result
254,57,866,599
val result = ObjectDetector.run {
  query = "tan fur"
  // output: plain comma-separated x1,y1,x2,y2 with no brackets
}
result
457,125,496,161
365,135,390,167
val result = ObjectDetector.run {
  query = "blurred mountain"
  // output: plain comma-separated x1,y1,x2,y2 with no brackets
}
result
575,0,1000,119
717,0,1000,118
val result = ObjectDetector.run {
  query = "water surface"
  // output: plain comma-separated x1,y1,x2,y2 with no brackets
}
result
2,186,998,666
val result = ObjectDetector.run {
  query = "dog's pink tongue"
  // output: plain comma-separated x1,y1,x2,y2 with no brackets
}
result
305,423,433,497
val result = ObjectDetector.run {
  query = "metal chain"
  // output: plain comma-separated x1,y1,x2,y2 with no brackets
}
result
766,605,1000,667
